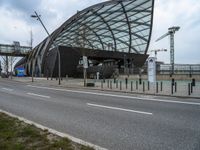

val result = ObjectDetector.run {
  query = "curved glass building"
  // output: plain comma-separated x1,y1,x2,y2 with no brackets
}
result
16,0,155,77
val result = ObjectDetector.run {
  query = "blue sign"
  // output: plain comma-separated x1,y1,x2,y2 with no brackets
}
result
16,67,25,77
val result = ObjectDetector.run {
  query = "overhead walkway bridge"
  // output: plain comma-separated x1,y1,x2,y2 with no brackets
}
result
0,43,31,57
0,42,31,76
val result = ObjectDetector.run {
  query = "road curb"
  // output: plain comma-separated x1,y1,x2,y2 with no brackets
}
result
0,109,108,150
48,84,200,100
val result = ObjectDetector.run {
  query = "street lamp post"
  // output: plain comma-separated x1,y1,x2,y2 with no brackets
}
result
31,11,61,85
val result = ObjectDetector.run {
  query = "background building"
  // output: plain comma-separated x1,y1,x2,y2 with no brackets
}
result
15,0,155,78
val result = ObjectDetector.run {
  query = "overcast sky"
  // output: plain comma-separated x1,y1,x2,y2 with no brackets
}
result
0,0,199,64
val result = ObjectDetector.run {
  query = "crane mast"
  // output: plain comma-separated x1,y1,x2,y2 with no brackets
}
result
156,26,180,75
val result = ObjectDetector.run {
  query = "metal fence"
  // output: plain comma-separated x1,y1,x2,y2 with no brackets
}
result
159,64,200,75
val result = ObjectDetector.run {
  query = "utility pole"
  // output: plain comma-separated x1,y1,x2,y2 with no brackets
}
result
79,25,88,87
29,30,34,82
30,29,33,49
6,55,8,76
31,11,61,85
0,60,1,71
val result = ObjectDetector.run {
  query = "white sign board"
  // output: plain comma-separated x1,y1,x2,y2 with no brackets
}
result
148,57,156,83
82,56,88,69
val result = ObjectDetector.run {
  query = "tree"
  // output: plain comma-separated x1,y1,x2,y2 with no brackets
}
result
1,56,18,76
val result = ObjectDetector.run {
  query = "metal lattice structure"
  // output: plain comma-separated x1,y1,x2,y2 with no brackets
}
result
15,0,155,77
156,26,180,75
0,44,31,57
53,0,154,53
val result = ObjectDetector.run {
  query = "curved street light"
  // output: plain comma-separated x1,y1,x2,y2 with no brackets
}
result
31,11,61,85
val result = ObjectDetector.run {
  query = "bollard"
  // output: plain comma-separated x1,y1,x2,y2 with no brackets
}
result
131,81,133,91
143,82,145,92
188,83,191,95
191,82,193,93
139,78,142,85
101,80,103,89
110,81,112,89
120,81,122,90
160,82,163,92
136,81,138,90
156,82,158,93
171,78,175,86
125,78,128,89
107,80,109,88
171,82,174,95
116,80,118,88
175,82,177,92
148,81,150,91
192,78,196,87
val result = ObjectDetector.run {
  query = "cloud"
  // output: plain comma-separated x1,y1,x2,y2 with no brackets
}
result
28,0,106,44
0,7,31,45
0,0,41,13
0,0,199,64
0,0,106,49
37,0,106,32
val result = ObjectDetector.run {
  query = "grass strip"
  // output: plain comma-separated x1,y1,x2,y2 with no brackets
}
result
0,112,94,150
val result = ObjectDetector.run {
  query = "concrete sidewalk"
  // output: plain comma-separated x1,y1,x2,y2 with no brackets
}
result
8,77,200,99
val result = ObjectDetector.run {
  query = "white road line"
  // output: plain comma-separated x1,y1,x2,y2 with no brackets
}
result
87,103,153,115
0,109,107,150
2,88,14,92
27,85,200,106
27,92,50,99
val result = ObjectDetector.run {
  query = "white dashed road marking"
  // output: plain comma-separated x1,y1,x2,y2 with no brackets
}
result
87,103,153,115
2,88,14,92
27,92,50,99
27,85,200,106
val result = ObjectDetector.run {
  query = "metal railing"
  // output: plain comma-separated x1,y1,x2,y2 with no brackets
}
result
159,64,200,75
0,44,31,56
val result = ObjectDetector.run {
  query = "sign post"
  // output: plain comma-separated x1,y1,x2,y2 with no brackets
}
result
148,57,156,83
83,56,88,87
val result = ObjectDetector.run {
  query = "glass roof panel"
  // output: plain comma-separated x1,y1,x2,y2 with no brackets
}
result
51,0,154,54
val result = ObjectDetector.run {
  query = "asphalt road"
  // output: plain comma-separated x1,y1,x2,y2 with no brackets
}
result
0,79,200,150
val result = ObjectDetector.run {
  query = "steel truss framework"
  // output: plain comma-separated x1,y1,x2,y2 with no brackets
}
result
16,0,154,76
0,44,31,57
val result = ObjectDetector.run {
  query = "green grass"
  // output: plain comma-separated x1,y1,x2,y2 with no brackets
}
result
0,113,94,150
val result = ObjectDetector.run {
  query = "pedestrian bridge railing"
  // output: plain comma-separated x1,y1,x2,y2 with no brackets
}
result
0,44,31,57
